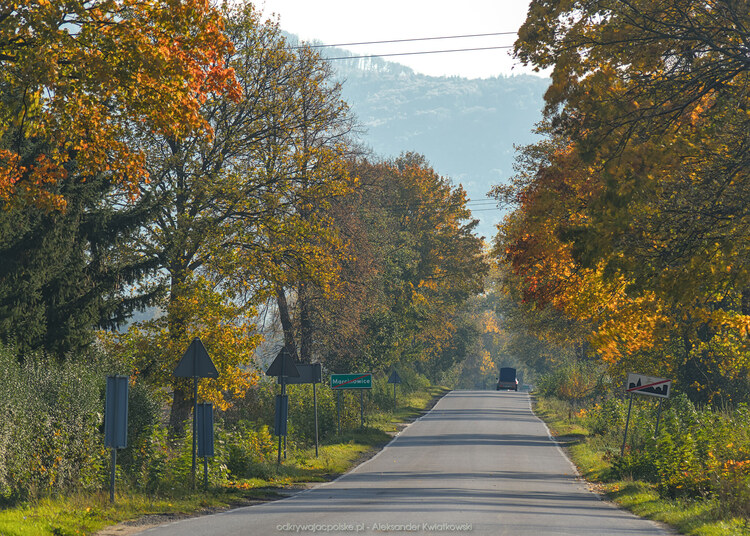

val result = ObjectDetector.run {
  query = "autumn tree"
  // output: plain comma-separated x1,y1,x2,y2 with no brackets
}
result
234,39,358,365
0,0,237,355
108,4,360,433
0,0,238,209
495,0,750,402
105,4,285,433
315,154,487,376
514,0,750,304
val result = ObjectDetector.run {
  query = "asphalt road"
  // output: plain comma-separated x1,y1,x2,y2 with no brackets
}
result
137,391,671,536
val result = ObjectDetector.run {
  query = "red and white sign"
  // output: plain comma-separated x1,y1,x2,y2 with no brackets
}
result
626,373,672,399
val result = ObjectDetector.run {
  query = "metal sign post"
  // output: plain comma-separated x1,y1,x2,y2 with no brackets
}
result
196,403,214,489
620,393,634,457
274,393,289,462
105,375,129,503
360,389,365,428
313,380,319,456
282,363,322,456
387,370,402,412
331,373,373,432
265,346,300,465
654,399,664,438
337,390,342,435
622,372,673,455
174,338,219,490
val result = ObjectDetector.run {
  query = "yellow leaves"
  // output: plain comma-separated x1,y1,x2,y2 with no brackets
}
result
479,350,495,376
1,0,238,210
480,310,501,335
106,275,262,410
687,90,717,127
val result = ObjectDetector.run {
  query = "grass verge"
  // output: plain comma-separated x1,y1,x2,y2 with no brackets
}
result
0,386,450,536
532,395,750,536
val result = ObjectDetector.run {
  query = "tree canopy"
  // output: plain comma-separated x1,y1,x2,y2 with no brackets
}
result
0,0,238,209
495,0,750,403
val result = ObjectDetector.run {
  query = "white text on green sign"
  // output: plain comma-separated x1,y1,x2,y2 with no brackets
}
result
331,373,372,389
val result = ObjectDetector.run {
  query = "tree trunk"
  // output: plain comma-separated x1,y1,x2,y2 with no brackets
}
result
276,286,299,359
167,267,190,440
299,282,313,364
168,379,193,440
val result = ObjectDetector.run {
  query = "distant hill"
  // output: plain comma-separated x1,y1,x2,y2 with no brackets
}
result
322,49,549,241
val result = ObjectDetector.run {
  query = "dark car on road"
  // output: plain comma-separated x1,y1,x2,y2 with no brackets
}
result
496,367,518,391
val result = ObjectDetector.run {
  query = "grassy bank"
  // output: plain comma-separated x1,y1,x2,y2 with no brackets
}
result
533,395,750,536
0,386,449,536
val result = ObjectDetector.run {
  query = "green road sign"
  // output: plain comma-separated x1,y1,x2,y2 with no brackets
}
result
331,373,372,390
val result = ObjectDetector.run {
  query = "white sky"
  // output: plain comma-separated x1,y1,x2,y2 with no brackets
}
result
255,0,534,79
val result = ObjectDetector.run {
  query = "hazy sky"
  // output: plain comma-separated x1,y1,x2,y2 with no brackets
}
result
256,0,534,79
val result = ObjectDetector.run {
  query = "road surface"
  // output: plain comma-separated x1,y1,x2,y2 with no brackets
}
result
136,391,671,535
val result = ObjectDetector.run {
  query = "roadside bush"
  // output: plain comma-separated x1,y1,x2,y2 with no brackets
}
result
0,346,107,502
287,383,338,444
536,360,609,411
545,389,750,515
716,458,750,517
118,380,163,487
224,421,276,478
124,423,171,493
0,339,444,500
227,369,421,450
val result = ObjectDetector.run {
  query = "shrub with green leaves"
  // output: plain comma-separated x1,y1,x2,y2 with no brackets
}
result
548,388,750,515
0,346,107,502
223,421,276,479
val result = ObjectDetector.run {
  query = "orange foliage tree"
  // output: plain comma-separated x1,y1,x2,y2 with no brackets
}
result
495,0,750,402
0,0,239,209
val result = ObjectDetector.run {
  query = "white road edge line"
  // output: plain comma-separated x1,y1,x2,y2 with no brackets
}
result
290,390,451,497
525,392,580,476
136,396,448,532
524,392,677,535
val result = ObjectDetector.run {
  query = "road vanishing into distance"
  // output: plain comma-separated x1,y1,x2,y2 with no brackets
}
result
136,391,671,536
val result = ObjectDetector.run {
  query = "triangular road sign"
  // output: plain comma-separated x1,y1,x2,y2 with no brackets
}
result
174,338,219,378
387,370,402,384
266,345,300,378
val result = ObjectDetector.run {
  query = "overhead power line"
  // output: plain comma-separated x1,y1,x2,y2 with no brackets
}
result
324,45,514,61
295,32,518,49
